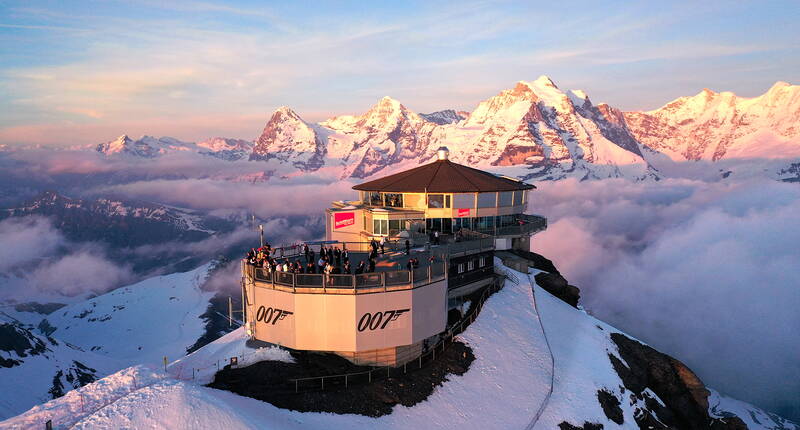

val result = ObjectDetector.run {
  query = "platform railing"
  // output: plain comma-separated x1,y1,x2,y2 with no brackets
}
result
247,262,448,294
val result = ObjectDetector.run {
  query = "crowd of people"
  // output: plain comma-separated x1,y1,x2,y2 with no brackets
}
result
245,238,439,280
246,242,381,276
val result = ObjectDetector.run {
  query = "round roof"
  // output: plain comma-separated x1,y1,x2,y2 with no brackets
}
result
352,159,535,193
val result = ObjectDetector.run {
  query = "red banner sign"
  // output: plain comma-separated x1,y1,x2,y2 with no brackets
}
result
334,212,355,229
457,208,470,217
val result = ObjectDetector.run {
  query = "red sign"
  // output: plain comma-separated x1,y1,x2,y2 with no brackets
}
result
457,208,470,217
334,212,355,229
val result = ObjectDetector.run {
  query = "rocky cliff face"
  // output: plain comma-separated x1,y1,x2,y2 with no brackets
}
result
249,107,327,171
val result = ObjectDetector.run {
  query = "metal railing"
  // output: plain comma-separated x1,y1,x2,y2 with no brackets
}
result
247,262,448,294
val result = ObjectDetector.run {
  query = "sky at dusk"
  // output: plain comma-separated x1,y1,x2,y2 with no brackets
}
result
1,0,799,145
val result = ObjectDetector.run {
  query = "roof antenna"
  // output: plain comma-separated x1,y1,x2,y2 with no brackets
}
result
437,146,449,161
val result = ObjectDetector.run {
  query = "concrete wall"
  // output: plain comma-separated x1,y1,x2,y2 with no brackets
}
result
247,280,447,353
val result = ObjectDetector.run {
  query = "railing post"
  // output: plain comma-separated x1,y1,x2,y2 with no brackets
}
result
428,266,432,283
382,272,386,292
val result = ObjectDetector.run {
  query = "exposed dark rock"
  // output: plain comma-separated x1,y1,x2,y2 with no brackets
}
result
48,370,65,398
508,249,560,273
187,293,238,354
597,389,623,424
507,249,581,307
13,302,66,315
208,340,474,417
0,323,48,367
609,333,748,430
534,272,580,307
558,421,604,430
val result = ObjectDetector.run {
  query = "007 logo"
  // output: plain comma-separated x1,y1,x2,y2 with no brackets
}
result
357,309,410,332
255,306,293,325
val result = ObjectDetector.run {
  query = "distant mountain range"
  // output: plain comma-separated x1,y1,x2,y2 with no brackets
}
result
93,77,800,182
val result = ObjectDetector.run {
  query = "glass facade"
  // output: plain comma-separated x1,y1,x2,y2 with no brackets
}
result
427,215,522,233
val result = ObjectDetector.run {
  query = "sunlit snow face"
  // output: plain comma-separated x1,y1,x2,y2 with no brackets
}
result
532,177,800,418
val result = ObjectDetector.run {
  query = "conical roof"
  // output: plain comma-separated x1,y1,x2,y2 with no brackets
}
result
352,159,535,193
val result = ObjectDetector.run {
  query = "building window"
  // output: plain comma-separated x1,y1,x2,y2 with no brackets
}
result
453,193,474,208
373,219,388,235
477,192,496,208
428,194,451,208
467,260,474,271
513,190,524,206
479,257,486,267
457,263,465,274
368,192,382,206
384,193,403,208
498,191,513,207
388,219,402,232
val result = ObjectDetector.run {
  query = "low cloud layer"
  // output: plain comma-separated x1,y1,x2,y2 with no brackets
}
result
0,216,133,302
532,178,800,418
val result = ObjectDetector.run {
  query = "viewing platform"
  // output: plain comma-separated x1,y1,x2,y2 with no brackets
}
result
242,147,547,366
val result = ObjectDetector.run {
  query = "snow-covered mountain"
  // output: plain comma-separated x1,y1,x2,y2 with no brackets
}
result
0,321,119,419
0,191,219,247
249,107,327,170
197,137,254,161
0,264,218,421
96,135,197,158
96,135,254,161
249,77,658,181
87,78,799,183
624,82,800,162
2,258,795,429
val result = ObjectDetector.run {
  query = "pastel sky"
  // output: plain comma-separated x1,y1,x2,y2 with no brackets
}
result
1,0,798,145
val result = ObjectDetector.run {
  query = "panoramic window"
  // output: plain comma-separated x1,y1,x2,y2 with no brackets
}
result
513,190,524,206
453,193,474,208
477,192,496,208
384,193,403,207
368,192,383,206
498,191,513,207
428,194,451,208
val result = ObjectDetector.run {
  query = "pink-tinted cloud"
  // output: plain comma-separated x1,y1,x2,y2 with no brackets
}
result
532,178,800,418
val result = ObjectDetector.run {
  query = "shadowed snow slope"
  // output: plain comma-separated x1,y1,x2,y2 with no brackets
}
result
43,264,215,368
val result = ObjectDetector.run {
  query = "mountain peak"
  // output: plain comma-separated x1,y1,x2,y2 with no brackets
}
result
533,75,557,88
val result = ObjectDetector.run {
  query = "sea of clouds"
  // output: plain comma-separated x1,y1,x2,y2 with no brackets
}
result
0,146,798,418
533,178,800,420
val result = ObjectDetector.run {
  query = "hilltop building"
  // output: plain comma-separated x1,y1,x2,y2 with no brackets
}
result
242,148,546,366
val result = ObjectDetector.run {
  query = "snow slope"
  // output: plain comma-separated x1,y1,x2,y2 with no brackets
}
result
43,264,215,368
2,261,795,429
0,321,120,421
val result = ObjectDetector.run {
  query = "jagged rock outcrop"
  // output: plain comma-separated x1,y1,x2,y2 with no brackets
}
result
250,107,327,171
609,333,748,429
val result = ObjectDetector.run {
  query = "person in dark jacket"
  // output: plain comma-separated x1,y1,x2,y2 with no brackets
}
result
343,261,352,274
405,239,411,255
355,261,365,274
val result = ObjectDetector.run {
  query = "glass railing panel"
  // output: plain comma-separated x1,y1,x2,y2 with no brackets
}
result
295,274,323,287
384,270,410,286
274,272,294,286
328,274,355,288
355,273,382,288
